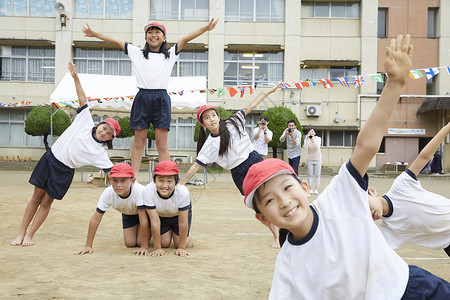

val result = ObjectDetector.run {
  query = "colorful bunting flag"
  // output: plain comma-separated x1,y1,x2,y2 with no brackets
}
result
307,80,316,87
239,86,245,97
370,74,384,82
281,82,291,89
227,87,238,97
336,77,349,87
446,66,450,75
248,85,254,95
301,81,310,88
425,68,440,80
409,70,424,79
178,90,184,96
294,81,304,90
353,75,364,88
208,89,217,95
217,88,225,97
318,78,334,89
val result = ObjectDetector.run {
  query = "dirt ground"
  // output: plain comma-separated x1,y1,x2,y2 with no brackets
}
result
0,169,449,299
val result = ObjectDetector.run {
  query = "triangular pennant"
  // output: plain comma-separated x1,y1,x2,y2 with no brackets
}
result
370,74,384,82
227,87,238,97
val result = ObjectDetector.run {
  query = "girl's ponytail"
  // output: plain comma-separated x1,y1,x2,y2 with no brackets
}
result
197,126,207,154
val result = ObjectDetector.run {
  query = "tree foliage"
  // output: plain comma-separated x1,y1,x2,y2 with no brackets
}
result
193,106,232,142
117,116,155,140
261,106,303,150
25,106,71,150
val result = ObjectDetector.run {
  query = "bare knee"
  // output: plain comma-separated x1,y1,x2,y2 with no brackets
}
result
39,196,54,209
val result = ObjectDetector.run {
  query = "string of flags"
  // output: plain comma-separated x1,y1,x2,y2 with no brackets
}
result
2,66,450,108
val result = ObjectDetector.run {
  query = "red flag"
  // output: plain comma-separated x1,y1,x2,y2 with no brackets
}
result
248,85,254,95
318,78,334,89
227,87,238,97
294,81,303,90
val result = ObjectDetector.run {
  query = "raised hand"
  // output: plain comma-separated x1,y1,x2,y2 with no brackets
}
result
384,34,413,86
205,18,219,32
68,61,77,78
82,23,95,37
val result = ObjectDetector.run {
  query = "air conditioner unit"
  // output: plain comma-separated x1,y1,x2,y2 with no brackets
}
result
306,105,322,117
172,156,189,163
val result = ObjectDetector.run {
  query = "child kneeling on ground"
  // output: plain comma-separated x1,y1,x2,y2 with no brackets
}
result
135,160,192,257
74,163,146,255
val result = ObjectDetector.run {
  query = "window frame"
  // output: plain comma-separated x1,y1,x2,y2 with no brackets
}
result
0,0,56,17
150,0,209,21
171,49,209,78
301,1,360,19
0,108,46,147
427,7,438,38
300,65,359,82
378,8,388,38
73,47,132,76
225,0,285,22
74,0,133,19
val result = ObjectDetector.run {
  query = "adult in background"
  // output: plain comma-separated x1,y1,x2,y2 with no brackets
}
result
304,128,322,194
253,116,273,159
279,119,302,175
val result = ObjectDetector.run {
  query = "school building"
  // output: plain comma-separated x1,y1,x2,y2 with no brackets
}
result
1,0,449,172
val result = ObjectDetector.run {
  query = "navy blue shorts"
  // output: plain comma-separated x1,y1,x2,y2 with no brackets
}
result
151,206,192,236
29,150,74,200
231,150,263,195
401,265,450,299
130,89,171,130
121,213,140,229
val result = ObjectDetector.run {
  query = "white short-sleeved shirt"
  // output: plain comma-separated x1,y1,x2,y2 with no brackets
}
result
253,127,273,156
279,128,302,159
380,170,450,250
270,162,409,300
51,105,113,170
139,182,191,218
196,111,254,170
125,42,179,89
96,182,144,215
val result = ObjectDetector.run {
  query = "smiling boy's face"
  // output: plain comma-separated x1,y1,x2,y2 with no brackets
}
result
254,174,314,240
110,177,135,197
155,175,177,197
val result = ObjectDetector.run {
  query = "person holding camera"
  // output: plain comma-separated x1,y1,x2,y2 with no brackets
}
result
253,116,273,159
279,119,302,175
304,128,322,194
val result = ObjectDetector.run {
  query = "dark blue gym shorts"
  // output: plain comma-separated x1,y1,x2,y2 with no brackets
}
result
130,89,171,130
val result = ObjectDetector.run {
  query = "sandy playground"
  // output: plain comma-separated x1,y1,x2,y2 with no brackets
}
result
0,168,449,299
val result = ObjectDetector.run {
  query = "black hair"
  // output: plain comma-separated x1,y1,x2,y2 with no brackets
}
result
92,122,113,149
142,27,170,59
260,116,269,122
153,173,179,183
287,118,297,126
197,108,245,157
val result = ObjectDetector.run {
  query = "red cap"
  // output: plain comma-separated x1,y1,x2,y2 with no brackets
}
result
243,159,296,209
154,160,179,176
144,22,166,35
110,163,134,178
104,118,121,138
196,105,216,124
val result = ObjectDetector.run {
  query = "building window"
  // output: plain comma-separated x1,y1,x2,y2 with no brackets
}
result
225,0,284,22
302,1,360,18
171,50,208,77
300,65,358,82
0,0,56,17
73,47,132,75
150,0,209,20
0,109,45,147
426,76,437,95
224,51,283,87
378,8,388,38
305,129,358,148
74,0,133,19
376,74,387,95
168,118,197,149
427,8,438,38
0,45,55,82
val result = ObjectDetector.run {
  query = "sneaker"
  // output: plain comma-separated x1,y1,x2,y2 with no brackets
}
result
313,190,318,194
310,189,313,194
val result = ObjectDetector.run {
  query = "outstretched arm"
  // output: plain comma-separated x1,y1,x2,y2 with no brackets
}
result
177,18,219,52
243,82,281,115
82,23,125,51
409,122,450,175
351,35,413,176
74,211,103,255
180,162,201,186
68,62,87,108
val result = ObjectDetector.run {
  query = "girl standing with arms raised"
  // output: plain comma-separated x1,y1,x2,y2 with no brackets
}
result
180,83,281,247
82,19,219,177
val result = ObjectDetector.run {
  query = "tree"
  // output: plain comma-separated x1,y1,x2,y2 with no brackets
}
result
261,106,303,158
193,106,232,142
117,116,155,147
25,105,71,150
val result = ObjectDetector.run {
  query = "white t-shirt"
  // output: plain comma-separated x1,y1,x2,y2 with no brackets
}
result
139,182,191,218
380,170,450,250
253,127,273,156
125,42,179,89
196,111,254,170
96,182,144,215
270,162,409,300
51,105,113,170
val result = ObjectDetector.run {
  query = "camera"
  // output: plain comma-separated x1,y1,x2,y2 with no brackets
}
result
309,135,313,138
287,128,292,133
258,122,266,126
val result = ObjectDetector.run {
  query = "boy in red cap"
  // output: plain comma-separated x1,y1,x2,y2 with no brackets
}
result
75,163,147,255
243,35,450,299
11,62,121,247
135,160,192,257
82,18,219,179
75,163,146,254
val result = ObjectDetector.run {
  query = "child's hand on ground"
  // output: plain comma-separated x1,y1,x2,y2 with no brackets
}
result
134,248,149,256
82,23,96,37
175,248,190,257
74,246,92,255
204,18,219,32
384,34,413,86
150,248,165,257
68,62,77,77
